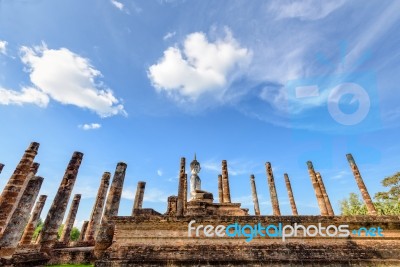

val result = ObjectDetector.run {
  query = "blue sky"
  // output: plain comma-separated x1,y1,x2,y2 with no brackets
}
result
1,0,400,228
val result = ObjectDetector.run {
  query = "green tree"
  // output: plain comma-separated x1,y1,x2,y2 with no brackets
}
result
32,218,43,241
375,172,400,201
339,192,367,215
70,227,80,241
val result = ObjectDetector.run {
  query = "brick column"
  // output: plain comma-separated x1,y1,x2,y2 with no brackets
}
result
60,194,81,244
316,172,334,216
132,181,146,214
38,151,83,252
0,163,4,174
0,142,39,233
250,174,260,216
0,175,44,257
84,172,110,242
19,195,47,245
176,157,185,216
94,162,127,258
218,174,223,203
346,154,377,215
183,174,188,213
266,162,281,216
284,173,298,216
221,160,231,203
307,161,328,216
78,221,89,242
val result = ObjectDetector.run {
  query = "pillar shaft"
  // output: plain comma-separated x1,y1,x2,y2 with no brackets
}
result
218,174,223,203
0,176,44,256
346,154,377,215
19,195,47,245
0,163,4,174
132,181,146,214
221,160,231,203
183,174,188,213
250,174,260,216
84,172,110,242
266,162,281,216
60,194,81,243
94,162,127,258
0,142,39,233
307,161,328,216
316,172,334,216
38,151,83,251
284,173,298,216
78,221,89,242
176,158,185,216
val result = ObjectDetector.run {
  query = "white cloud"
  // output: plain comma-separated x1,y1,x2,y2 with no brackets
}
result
163,31,176,40
0,40,7,55
110,0,124,10
268,0,345,21
79,123,102,130
148,29,252,101
19,43,126,117
157,169,163,176
0,86,49,107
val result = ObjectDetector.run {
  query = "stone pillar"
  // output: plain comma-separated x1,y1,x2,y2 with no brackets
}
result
183,173,188,213
60,194,81,244
132,181,146,214
221,160,231,203
176,157,185,216
38,151,83,252
166,196,178,215
316,172,334,216
284,173,298,216
0,163,4,174
250,174,260,216
84,172,111,242
0,142,39,233
94,162,127,258
19,195,47,245
307,161,328,216
78,221,89,242
346,154,377,215
265,162,281,216
218,174,223,203
0,175,44,256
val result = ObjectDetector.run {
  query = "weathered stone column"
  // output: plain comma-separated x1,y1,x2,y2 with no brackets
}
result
0,142,39,233
307,161,328,216
94,162,127,258
38,151,83,252
0,175,44,256
316,172,334,216
19,195,47,245
60,194,81,244
250,174,260,216
84,172,111,242
176,157,185,216
265,162,281,216
284,173,298,216
346,154,377,215
218,174,223,203
0,163,4,174
221,160,231,203
183,173,188,213
132,181,146,214
78,221,89,242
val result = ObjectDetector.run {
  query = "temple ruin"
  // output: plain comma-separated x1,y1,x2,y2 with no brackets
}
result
0,142,399,266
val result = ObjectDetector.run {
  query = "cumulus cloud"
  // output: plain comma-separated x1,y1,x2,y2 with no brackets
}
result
110,0,124,10
0,40,7,55
78,123,101,130
19,43,126,117
148,29,251,101
268,0,345,21
0,86,49,107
